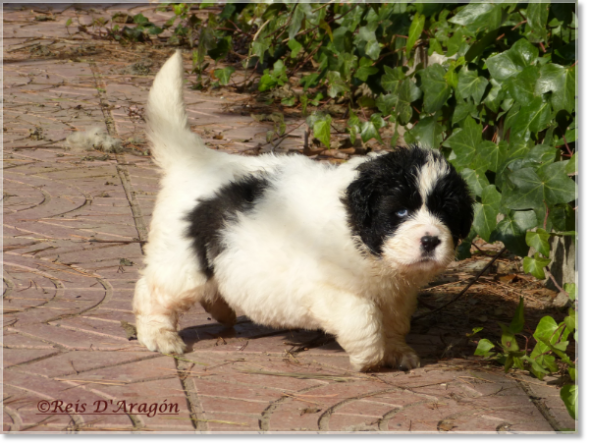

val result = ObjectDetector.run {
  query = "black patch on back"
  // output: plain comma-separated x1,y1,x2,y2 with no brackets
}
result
343,147,428,255
343,146,474,255
186,175,270,278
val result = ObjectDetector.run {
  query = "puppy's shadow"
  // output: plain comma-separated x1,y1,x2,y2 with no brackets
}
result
179,316,341,353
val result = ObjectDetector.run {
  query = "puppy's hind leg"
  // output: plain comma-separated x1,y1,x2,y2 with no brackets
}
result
200,279,236,327
133,276,196,355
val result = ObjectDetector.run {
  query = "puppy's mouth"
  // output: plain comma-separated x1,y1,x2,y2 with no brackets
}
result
402,256,438,268
418,254,437,263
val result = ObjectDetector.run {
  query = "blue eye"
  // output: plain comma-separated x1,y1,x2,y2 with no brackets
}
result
396,209,409,217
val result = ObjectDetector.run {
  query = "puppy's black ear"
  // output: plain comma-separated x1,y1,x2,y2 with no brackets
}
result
346,173,378,228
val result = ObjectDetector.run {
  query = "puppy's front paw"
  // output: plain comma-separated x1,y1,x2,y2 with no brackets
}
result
137,321,187,355
383,345,420,371
348,346,386,372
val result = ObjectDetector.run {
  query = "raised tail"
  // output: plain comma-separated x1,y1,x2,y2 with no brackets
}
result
146,51,210,170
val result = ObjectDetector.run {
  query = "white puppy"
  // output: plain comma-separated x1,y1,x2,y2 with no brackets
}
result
133,51,474,371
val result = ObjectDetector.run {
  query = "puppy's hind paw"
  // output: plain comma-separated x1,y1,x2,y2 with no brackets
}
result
384,346,420,371
138,327,187,355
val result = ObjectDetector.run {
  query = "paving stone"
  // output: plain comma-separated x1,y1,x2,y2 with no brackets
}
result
2,349,59,368
2,3,576,433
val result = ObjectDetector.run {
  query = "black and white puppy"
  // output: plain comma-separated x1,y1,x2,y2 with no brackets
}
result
133,51,474,371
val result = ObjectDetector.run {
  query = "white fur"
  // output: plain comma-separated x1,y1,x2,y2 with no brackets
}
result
133,51,458,371
64,127,122,153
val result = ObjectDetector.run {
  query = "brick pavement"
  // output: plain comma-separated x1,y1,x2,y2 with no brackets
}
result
2,4,576,433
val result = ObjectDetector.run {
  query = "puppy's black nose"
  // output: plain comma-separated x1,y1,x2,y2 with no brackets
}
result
421,235,441,252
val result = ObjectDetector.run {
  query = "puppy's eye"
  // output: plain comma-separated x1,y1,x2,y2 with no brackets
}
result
396,209,408,217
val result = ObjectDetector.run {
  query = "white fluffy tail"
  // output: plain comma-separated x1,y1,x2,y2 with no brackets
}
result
146,51,210,170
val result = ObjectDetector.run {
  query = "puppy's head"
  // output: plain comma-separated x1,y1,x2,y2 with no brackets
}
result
345,146,473,274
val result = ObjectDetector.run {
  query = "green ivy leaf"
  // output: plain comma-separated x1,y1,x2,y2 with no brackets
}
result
528,356,549,380
478,141,500,172
406,12,425,56
502,168,542,210
461,168,489,197
396,102,412,126
354,58,379,81
564,310,576,333
511,97,551,140
449,3,495,26
287,39,303,58
473,185,501,241
465,28,500,62
535,64,576,113
503,161,576,211
258,70,277,92
568,367,577,383
501,331,519,352
527,2,549,41
133,13,149,25
326,71,348,98
281,96,296,107
486,52,521,82
504,103,521,132
452,100,476,126
457,66,489,105
313,114,332,149
395,79,420,125
507,66,540,105
208,36,231,60
399,77,421,103
300,73,321,91
486,39,539,81
523,253,551,279
289,5,305,39
406,116,443,149
467,327,484,337
561,385,578,420
537,161,578,206
365,40,381,60
381,66,405,93
347,110,361,145
339,53,358,81
483,78,504,113
214,66,235,86
446,116,481,167
474,338,495,357
333,26,353,53
376,93,397,116
523,144,558,167
360,114,385,144
525,228,551,257
446,27,467,57
491,210,537,257
564,282,577,301
565,153,577,175
444,64,459,89
419,64,451,113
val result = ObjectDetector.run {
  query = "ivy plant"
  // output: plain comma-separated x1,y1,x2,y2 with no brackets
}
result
475,289,578,422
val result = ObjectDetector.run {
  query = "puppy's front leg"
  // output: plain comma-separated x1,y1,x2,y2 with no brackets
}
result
133,277,188,355
312,290,386,371
380,298,420,370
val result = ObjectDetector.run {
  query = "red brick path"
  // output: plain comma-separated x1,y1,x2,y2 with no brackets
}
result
2,4,575,433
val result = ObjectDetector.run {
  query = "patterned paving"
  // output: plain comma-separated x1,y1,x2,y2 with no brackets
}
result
2,4,575,433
